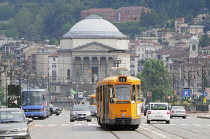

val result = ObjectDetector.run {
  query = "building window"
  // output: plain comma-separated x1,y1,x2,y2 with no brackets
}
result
192,44,196,50
53,57,55,61
130,57,135,61
52,64,56,68
52,70,56,80
130,65,135,68
67,69,70,79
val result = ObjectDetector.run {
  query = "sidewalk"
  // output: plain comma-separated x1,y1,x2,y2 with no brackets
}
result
187,111,210,119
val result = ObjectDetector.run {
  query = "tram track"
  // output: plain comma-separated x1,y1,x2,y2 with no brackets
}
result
170,124,210,137
147,124,188,139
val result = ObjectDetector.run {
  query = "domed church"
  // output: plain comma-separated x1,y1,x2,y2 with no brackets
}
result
53,15,130,95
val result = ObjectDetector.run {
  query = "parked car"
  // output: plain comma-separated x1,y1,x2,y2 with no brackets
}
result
170,106,186,118
70,105,92,122
146,102,170,124
50,104,62,116
87,105,97,116
0,108,31,139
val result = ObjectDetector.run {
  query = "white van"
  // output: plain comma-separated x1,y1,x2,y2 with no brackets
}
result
146,102,170,124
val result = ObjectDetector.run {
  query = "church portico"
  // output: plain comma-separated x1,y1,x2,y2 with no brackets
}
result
71,55,115,83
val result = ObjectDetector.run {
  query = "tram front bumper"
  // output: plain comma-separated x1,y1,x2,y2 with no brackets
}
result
109,118,141,125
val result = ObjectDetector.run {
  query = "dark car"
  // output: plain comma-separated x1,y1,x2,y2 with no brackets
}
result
50,104,62,116
70,105,92,122
0,108,31,139
87,105,97,116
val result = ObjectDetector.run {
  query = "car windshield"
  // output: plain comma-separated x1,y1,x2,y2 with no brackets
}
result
172,106,185,110
0,111,25,123
151,104,168,110
88,105,97,110
73,105,89,111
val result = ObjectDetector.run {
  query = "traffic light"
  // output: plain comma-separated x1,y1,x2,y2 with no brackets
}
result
203,98,206,103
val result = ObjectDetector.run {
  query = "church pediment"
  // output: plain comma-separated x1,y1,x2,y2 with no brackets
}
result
73,41,117,51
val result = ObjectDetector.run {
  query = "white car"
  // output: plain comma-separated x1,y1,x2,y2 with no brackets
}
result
146,102,170,124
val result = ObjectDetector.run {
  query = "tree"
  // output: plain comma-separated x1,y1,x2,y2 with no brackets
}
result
199,33,210,47
5,28,19,39
137,59,172,102
49,38,58,45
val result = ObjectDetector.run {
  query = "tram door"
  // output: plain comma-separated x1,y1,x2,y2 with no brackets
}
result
103,85,109,123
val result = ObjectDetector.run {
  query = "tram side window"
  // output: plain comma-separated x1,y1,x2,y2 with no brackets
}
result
96,87,99,101
131,85,135,101
136,84,141,101
109,85,115,103
99,86,102,101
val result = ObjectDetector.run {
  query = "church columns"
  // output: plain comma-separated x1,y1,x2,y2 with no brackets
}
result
71,57,76,82
97,56,100,81
81,57,84,81
89,57,92,81
105,57,109,77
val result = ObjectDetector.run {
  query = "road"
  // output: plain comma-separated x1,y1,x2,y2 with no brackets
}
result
29,111,210,139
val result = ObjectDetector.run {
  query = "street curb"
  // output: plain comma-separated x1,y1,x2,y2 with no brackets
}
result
197,116,210,119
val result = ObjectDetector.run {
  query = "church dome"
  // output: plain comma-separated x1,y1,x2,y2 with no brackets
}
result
63,15,127,38
189,35,199,42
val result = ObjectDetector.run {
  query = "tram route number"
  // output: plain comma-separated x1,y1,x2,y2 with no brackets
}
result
120,110,127,112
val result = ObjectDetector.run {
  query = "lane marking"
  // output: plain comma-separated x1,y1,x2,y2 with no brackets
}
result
48,124,57,126
61,124,69,126
141,126,169,139
193,124,203,126
35,125,44,127
88,124,96,126
74,124,82,125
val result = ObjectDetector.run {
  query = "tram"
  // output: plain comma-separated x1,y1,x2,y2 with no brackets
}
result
89,94,97,105
95,68,142,130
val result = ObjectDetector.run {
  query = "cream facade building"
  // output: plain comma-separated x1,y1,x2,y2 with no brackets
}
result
50,15,130,95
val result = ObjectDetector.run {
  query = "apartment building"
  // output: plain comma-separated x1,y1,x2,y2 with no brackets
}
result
80,6,150,22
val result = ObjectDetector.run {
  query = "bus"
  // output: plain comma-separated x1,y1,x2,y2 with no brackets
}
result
96,68,142,130
21,89,51,119
89,94,96,105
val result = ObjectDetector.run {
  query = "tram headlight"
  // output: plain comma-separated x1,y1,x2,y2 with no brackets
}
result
121,113,125,117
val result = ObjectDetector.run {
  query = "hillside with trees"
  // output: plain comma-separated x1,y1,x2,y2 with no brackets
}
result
0,0,209,42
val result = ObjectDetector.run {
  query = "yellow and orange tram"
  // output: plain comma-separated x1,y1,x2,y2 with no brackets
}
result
96,75,142,130
89,94,97,105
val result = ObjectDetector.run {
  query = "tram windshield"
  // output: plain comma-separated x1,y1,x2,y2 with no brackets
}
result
115,85,130,100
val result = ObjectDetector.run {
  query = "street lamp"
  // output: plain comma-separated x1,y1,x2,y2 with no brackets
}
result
182,67,196,105
172,71,179,105
197,65,210,92
160,74,168,102
0,60,8,107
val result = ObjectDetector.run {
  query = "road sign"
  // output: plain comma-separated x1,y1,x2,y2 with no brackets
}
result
202,92,207,97
147,92,152,98
78,92,83,99
203,98,207,103
182,89,190,97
